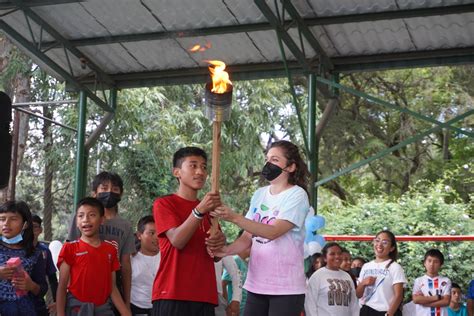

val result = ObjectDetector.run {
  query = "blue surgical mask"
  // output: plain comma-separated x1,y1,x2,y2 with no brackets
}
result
1,232,23,244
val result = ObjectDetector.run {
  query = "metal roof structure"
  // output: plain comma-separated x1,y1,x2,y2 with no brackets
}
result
2,0,474,92
1,0,474,208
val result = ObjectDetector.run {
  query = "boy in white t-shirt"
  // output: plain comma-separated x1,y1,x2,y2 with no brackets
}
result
130,215,160,316
412,249,451,316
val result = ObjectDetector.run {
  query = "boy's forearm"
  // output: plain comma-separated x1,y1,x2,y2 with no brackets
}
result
111,285,130,316
166,214,203,249
56,284,67,316
423,295,450,307
120,255,132,307
413,294,438,304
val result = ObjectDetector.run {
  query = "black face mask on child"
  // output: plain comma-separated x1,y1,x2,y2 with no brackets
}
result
350,267,362,278
261,162,284,181
96,192,121,209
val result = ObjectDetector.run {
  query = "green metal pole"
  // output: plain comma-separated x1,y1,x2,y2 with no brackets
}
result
307,73,318,211
73,91,87,207
316,76,473,138
315,108,474,187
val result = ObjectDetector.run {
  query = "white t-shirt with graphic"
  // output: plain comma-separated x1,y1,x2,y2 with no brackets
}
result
358,259,407,312
413,275,451,316
244,185,310,295
305,267,359,316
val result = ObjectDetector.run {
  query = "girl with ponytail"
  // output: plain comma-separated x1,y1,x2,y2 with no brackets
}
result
356,230,406,316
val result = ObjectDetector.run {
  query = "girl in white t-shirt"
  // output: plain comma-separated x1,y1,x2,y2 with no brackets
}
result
211,140,310,316
305,242,358,316
356,230,406,316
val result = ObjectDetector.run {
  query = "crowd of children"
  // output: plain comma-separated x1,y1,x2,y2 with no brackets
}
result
0,141,473,316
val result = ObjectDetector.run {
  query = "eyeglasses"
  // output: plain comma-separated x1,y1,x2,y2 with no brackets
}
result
373,238,390,246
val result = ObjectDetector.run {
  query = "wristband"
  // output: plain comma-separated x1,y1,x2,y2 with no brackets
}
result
192,208,204,219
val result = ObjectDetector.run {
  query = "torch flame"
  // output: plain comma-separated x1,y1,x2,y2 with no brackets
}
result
189,44,201,52
207,60,232,94
189,41,212,52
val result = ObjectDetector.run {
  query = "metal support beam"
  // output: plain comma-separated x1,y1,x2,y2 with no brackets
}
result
12,99,77,108
332,46,474,73
256,0,332,104
254,0,313,73
0,21,114,112
307,73,317,210
73,91,87,207
11,0,114,87
280,0,333,71
85,88,117,151
14,107,77,132
39,4,474,48
0,0,82,10
316,76,474,138
315,108,474,187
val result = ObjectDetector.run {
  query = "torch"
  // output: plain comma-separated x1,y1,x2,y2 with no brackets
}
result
204,60,232,234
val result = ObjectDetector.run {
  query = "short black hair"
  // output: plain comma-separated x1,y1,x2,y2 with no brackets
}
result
137,215,155,233
424,248,445,265
451,283,461,291
76,197,105,217
32,214,42,226
173,147,207,168
341,247,351,255
91,171,124,193
352,257,366,264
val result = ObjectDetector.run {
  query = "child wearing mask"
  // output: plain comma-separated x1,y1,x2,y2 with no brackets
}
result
211,140,310,316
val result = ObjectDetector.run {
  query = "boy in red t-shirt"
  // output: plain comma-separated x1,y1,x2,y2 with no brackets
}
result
56,197,130,316
152,147,225,316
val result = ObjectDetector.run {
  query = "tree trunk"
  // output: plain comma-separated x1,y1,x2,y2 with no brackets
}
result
42,105,54,241
442,129,451,160
0,36,31,201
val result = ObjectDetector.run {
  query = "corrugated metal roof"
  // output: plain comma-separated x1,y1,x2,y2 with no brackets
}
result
1,0,474,88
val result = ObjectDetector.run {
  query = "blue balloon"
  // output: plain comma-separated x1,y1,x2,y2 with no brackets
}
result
314,234,326,247
305,215,326,232
313,215,326,230
305,232,317,243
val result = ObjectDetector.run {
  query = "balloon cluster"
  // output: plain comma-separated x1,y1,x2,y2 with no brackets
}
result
303,208,326,258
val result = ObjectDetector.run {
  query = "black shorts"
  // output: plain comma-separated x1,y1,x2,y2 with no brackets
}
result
243,291,304,316
131,303,151,316
360,305,402,316
152,299,215,316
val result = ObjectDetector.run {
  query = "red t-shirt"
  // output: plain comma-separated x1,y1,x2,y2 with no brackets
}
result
152,194,217,305
57,239,120,306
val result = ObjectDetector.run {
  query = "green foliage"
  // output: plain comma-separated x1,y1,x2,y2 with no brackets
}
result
5,58,473,286
320,168,473,297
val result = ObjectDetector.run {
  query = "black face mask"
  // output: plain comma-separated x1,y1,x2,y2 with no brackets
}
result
350,267,362,278
261,162,284,181
96,192,121,209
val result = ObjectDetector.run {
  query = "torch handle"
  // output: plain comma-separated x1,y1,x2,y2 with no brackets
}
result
210,121,221,235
